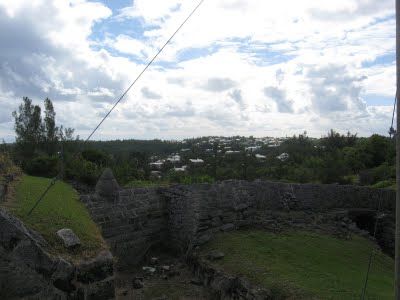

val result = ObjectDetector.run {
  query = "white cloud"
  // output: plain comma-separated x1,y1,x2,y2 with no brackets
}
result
0,0,396,141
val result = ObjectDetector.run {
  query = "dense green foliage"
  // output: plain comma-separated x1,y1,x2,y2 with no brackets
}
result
9,96,396,187
12,97,74,175
4,176,105,259
201,230,394,299
260,131,395,185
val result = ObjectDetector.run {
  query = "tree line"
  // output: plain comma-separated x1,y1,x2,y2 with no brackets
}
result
4,97,396,189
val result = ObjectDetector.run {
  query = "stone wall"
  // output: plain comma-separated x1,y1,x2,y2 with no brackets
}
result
0,208,115,300
83,170,395,268
81,170,168,268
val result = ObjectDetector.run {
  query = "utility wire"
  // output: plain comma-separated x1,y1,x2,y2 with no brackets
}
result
27,0,206,216
85,0,205,143
360,92,397,298
360,200,383,299
390,93,397,138
361,91,397,298
27,142,64,216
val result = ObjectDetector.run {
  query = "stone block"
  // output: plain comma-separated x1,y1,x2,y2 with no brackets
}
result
85,277,115,300
77,251,113,284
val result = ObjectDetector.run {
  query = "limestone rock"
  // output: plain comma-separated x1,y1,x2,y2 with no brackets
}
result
220,223,235,232
77,250,114,284
56,228,81,249
150,257,159,265
51,258,76,292
142,266,156,274
161,265,170,271
132,278,144,289
196,233,211,246
207,250,225,260
95,168,120,200
85,277,115,300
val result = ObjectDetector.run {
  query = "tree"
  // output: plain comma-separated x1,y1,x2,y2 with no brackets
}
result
58,125,75,141
321,130,357,151
12,97,44,159
44,98,58,155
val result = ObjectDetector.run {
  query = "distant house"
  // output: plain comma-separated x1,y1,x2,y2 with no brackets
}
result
245,146,261,152
189,158,204,164
225,150,240,155
149,160,164,170
167,154,181,163
180,148,191,152
255,154,266,160
173,165,187,172
276,153,289,161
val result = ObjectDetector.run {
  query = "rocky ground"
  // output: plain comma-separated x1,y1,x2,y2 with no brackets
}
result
114,250,213,300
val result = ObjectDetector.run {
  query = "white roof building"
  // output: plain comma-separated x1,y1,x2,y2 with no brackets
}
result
173,165,187,172
189,158,204,164
255,154,266,159
149,160,164,169
167,154,181,163
225,150,240,155
276,153,289,161
245,146,261,152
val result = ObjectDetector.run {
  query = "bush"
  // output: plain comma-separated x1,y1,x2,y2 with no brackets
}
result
81,149,108,166
24,155,58,178
0,153,20,178
66,157,101,186
359,163,395,186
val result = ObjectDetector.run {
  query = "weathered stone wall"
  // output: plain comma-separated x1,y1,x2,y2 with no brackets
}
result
0,208,115,300
81,170,168,268
83,170,395,268
160,180,395,250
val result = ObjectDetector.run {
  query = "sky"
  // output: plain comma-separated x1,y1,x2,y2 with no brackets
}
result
0,0,396,141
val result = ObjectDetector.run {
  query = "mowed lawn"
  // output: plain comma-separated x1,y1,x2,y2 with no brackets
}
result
201,230,394,299
6,175,105,260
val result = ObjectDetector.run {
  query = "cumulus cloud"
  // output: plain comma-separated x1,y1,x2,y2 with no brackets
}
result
306,65,367,114
229,89,245,108
141,87,162,99
264,87,295,113
0,0,395,140
202,78,236,92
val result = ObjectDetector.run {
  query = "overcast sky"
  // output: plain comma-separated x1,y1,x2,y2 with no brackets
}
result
0,0,396,141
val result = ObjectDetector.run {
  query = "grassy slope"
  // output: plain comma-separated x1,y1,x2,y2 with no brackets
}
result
4,175,105,260
201,230,394,299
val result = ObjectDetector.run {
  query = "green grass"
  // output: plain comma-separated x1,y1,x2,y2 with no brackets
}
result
4,175,105,260
200,230,394,299
371,180,396,190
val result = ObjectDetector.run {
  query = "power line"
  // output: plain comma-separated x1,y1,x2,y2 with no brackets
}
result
360,195,384,299
85,0,205,143
27,0,206,216
361,91,397,298
390,94,397,138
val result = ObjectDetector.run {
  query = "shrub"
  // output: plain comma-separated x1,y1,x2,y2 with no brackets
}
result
359,163,394,186
66,157,101,186
24,155,58,178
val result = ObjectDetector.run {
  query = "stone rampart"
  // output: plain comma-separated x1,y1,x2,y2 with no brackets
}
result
82,170,395,268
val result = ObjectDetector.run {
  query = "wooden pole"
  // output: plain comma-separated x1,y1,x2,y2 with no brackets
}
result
396,0,400,298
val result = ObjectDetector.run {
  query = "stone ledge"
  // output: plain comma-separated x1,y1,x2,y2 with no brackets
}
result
188,254,272,300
